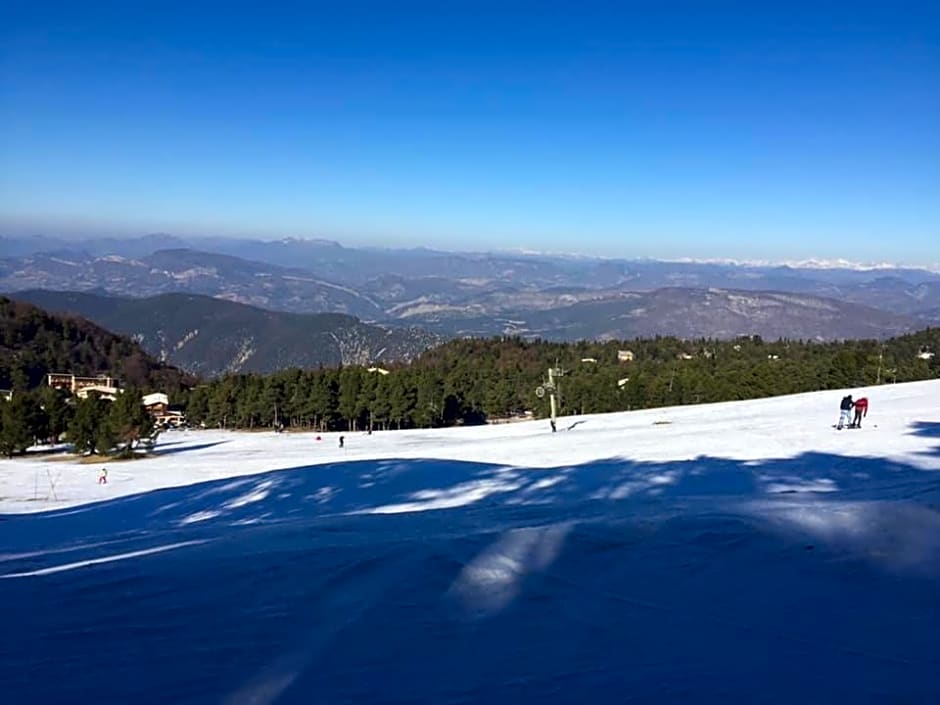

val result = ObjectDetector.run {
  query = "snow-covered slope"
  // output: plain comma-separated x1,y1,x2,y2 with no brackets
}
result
2,381,940,703
3,380,940,514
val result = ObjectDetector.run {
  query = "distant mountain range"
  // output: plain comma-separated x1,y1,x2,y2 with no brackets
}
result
12,291,440,377
4,233,939,302
0,248,384,319
2,235,939,357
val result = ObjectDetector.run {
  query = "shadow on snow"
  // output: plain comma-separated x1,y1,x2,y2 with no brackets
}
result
2,422,940,704
909,420,940,440
151,439,231,455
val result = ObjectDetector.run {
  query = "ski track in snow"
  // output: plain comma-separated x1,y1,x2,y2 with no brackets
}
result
0,540,209,578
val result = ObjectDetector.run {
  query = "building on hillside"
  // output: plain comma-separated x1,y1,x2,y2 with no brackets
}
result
676,352,694,360
47,373,120,394
143,392,186,427
76,384,122,401
0,389,12,401
916,349,935,361
156,407,186,428
581,358,597,363
367,367,390,375
617,350,634,362
142,392,169,415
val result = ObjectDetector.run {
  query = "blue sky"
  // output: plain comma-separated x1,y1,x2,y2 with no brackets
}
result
1,1,938,263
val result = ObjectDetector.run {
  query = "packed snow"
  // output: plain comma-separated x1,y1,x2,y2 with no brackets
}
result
1,380,939,703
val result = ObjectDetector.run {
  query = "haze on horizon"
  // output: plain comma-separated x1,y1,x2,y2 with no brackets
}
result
1,1,937,265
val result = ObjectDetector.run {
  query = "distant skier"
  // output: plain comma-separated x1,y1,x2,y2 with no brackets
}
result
98,467,108,485
339,435,345,449
550,419,557,433
851,397,869,428
837,395,854,430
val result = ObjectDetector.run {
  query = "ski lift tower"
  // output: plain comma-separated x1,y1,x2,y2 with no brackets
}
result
535,364,566,429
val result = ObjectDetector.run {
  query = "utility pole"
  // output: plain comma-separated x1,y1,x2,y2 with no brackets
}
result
536,364,565,431
548,367,558,424
876,345,884,385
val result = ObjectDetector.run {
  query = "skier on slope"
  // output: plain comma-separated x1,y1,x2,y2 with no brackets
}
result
851,397,869,428
837,395,854,430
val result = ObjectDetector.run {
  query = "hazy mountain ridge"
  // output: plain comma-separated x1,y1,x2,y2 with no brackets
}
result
0,248,384,319
4,234,940,300
2,236,939,344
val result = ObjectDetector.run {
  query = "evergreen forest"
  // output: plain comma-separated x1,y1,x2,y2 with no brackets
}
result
181,329,940,432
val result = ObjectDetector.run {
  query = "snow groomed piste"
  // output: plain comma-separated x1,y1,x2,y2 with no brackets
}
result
1,381,939,703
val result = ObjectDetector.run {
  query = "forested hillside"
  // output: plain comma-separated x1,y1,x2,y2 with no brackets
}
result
12,290,441,376
0,296,193,392
182,328,940,431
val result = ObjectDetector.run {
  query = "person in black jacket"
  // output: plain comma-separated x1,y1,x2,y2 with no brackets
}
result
837,395,854,430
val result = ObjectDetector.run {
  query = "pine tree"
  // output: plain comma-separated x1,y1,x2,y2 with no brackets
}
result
185,385,211,426
413,371,444,427
357,372,379,431
296,371,332,430
69,393,112,455
38,386,72,443
338,368,363,431
110,388,154,457
0,396,33,457
386,375,416,429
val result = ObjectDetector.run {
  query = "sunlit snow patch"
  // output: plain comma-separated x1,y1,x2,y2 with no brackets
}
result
352,474,525,514
449,523,571,617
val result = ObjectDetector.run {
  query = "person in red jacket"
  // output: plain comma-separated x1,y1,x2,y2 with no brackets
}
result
851,397,869,428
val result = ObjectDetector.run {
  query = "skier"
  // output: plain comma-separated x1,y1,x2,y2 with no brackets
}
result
837,395,854,430
339,435,345,449
98,467,108,485
550,419,557,433
851,397,869,428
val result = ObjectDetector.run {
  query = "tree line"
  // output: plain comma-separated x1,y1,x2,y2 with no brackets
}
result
2,327,937,455
179,329,940,432
0,387,153,458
